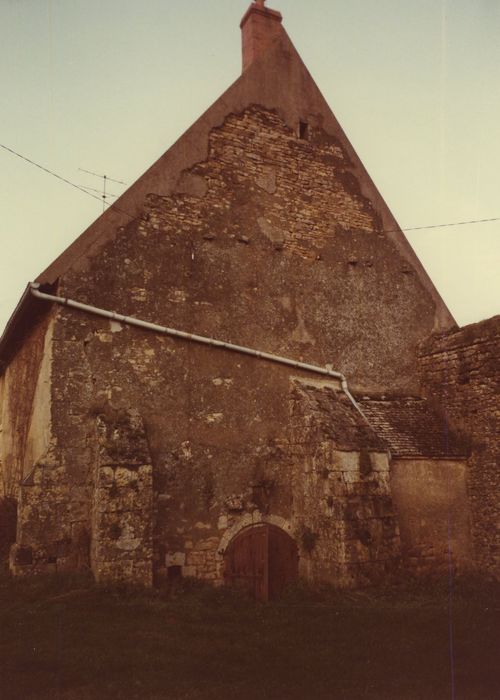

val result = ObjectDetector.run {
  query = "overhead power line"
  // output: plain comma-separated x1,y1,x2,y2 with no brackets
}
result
398,217,500,234
1,141,500,235
1,143,108,206
0,142,134,220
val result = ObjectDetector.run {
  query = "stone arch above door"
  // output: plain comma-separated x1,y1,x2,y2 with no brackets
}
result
218,512,294,555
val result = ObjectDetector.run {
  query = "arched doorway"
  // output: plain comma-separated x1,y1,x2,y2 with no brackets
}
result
224,524,298,601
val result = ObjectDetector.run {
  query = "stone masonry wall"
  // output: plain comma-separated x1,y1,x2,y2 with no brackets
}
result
10,308,97,577
6,105,445,586
62,106,440,396
12,103,441,586
419,316,500,578
289,383,401,586
91,409,153,585
390,459,472,574
47,305,305,586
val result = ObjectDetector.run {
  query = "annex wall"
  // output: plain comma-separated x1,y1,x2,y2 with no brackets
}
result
289,383,401,586
390,459,472,573
419,317,500,579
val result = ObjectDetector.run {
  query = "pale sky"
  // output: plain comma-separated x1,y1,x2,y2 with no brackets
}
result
1,0,499,334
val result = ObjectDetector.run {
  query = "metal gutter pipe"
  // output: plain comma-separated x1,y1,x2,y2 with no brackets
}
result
30,283,369,421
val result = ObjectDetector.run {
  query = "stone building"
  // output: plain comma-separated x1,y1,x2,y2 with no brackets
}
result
0,2,498,599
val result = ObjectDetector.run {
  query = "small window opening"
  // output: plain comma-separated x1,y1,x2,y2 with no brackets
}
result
168,565,183,581
15,546,33,566
359,450,373,478
298,121,309,140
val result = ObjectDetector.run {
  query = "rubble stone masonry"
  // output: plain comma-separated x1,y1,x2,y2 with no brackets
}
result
0,8,472,592
0,106,464,587
419,316,500,578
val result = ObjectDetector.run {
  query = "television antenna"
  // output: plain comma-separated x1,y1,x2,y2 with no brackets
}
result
78,168,128,211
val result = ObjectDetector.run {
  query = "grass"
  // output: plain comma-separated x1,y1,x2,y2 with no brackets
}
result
0,571,499,699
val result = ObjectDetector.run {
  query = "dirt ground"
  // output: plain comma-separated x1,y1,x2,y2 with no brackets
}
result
0,573,499,699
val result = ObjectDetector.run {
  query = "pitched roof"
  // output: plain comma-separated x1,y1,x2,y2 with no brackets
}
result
0,283,53,373
291,383,387,452
291,386,468,458
358,397,468,459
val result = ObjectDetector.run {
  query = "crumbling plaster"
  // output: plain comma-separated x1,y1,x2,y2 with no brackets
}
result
36,31,454,334
57,106,440,396
0,313,54,499
23,319,54,480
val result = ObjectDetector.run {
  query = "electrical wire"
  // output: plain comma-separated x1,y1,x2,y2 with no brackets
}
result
395,217,500,234
0,143,107,204
0,143,135,220
1,141,500,235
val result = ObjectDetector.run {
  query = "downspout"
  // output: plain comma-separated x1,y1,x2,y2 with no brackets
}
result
30,283,369,422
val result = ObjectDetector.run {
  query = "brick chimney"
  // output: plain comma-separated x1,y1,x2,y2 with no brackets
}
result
240,1,283,72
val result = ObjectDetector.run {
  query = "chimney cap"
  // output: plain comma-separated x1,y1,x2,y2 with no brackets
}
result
240,1,283,30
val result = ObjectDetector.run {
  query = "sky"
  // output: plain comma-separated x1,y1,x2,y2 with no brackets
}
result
1,0,499,334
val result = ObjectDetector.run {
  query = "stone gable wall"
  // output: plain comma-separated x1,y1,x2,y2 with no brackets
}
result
62,106,440,395
3,106,449,586
419,317,500,578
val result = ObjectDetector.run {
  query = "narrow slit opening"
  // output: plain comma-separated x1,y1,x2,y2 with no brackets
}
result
299,121,309,140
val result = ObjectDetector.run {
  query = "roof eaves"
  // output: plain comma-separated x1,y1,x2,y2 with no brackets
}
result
0,282,55,375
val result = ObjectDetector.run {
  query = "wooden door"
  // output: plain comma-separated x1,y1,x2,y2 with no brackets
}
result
267,525,299,600
224,524,298,601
